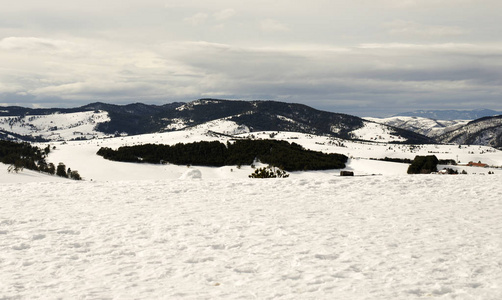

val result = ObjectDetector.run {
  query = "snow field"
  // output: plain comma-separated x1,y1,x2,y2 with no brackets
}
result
351,121,407,142
1,175,501,299
0,111,110,141
35,128,502,182
0,168,68,183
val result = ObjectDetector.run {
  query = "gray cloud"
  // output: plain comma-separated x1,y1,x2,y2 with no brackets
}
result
385,20,468,38
213,9,236,21
0,0,501,116
260,19,289,32
184,13,209,26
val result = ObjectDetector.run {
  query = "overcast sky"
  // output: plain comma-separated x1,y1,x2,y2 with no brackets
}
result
1,0,501,117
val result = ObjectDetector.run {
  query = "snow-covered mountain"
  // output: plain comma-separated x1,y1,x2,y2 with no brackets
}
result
365,116,469,138
437,115,502,149
393,109,502,120
0,99,434,144
5,100,502,147
368,115,502,149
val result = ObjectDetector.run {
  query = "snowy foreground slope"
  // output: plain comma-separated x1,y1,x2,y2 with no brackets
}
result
1,176,502,299
2,125,502,299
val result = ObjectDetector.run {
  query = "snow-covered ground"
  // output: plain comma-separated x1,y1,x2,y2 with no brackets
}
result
1,175,501,299
351,121,407,143
2,127,502,299
22,127,500,182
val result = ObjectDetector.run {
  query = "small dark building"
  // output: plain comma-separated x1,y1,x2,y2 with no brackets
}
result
340,171,354,176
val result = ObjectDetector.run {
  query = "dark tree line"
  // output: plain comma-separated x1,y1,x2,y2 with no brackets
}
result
371,157,456,166
371,157,413,164
438,159,457,165
407,155,439,174
97,139,348,171
0,140,81,179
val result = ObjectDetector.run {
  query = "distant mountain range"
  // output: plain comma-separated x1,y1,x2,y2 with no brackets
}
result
436,116,502,148
2,99,501,148
367,114,502,149
364,116,469,138
393,109,502,121
0,99,433,144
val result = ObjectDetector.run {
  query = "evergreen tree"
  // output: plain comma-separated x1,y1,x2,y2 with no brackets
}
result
249,166,289,178
7,160,24,173
407,155,439,174
56,163,67,177
69,170,82,180
47,163,56,175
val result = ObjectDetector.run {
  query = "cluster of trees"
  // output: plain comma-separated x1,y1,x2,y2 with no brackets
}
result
97,139,348,171
0,140,81,180
441,168,459,174
371,157,456,166
55,163,82,180
249,166,289,178
407,155,439,174
438,159,457,165
1,141,52,173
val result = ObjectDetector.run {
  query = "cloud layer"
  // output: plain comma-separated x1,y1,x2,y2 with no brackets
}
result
0,0,501,116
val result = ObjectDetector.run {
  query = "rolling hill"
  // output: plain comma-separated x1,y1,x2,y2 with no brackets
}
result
437,115,502,149
369,114,502,149
365,116,469,138
0,99,434,144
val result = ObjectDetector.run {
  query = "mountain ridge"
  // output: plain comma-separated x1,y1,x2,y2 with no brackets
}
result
393,109,502,121
0,99,434,144
437,115,502,148
369,115,502,149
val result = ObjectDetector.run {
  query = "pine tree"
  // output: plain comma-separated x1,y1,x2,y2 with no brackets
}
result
47,163,56,175
249,165,289,178
56,163,67,177
69,170,82,180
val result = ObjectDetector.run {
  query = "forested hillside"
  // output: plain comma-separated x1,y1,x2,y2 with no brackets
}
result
0,140,81,179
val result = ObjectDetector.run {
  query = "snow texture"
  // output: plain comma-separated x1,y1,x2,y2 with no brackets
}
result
179,168,203,179
1,176,502,299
